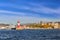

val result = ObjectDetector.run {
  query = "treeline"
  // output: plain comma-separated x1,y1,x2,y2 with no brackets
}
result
26,23,54,28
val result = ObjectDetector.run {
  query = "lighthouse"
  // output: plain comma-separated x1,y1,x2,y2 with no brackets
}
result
17,20,20,28
16,20,21,30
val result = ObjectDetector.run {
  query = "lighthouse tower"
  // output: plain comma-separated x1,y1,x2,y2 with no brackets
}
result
16,20,21,30
17,20,20,28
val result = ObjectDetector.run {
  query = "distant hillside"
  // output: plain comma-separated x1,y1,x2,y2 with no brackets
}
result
0,24,10,27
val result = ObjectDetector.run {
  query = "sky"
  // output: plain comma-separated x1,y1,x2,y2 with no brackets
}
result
0,0,60,25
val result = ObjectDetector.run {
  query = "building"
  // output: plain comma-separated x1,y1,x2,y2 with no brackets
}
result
54,22,60,29
0,24,10,29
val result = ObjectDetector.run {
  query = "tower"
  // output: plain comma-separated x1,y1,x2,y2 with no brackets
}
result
16,20,24,30
17,20,20,28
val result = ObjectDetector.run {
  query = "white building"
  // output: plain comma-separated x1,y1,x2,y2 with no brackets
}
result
54,22,60,29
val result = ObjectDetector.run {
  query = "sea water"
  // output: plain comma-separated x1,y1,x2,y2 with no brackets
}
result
0,29,60,40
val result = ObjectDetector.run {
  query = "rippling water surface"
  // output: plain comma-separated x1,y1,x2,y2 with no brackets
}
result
0,29,60,40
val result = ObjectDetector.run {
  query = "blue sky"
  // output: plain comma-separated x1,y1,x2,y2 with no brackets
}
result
0,0,60,25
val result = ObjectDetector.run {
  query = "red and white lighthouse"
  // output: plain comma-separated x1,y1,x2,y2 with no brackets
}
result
17,20,21,28
16,20,25,30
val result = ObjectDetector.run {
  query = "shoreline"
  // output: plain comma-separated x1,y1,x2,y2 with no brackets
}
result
16,28,60,30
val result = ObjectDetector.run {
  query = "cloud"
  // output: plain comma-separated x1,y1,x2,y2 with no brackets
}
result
0,3,60,14
26,3,60,14
8,3,60,14
31,6,60,14
0,3,60,18
0,10,25,15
